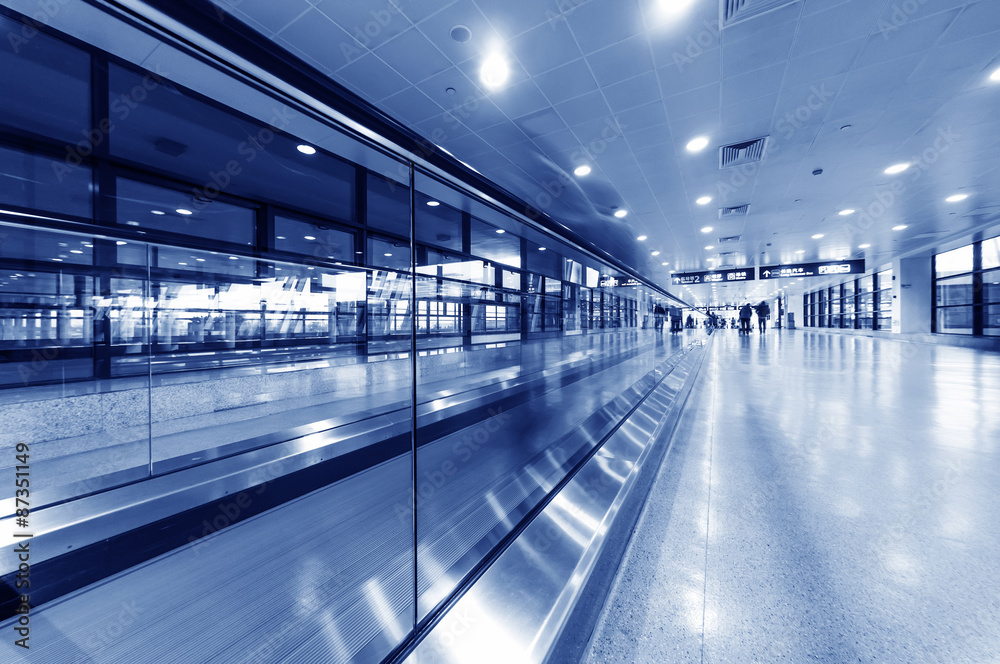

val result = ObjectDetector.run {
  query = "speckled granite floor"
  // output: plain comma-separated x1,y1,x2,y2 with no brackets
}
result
584,330,1000,664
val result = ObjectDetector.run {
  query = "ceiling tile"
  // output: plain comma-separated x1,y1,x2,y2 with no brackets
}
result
564,0,644,54
790,0,887,58
722,20,797,78
534,58,599,105
336,52,411,100
603,72,662,114
510,19,582,76
722,62,786,106
855,9,962,68
223,0,311,35
278,8,365,72
655,47,722,96
663,83,720,121
615,101,668,132
515,108,568,137
374,28,452,83
379,86,444,125
555,90,613,127
415,0,502,63
472,0,556,38
490,79,551,119
586,34,655,87
315,0,413,50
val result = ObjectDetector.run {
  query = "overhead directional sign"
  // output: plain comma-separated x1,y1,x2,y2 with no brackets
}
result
758,259,865,280
671,268,755,286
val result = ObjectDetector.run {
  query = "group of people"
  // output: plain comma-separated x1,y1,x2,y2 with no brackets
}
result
654,301,772,334
737,301,771,334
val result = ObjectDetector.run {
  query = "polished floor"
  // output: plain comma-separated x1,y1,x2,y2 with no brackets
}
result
585,330,1000,664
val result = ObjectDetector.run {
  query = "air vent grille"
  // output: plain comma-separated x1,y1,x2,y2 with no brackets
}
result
719,137,768,168
719,235,742,243
722,0,801,27
719,205,749,218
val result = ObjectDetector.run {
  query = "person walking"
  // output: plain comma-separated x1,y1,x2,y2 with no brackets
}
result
669,305,683,333
653,303,665,331
739,303,753,334
754,300,771,333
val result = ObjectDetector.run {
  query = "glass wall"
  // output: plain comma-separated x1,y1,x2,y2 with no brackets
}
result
0,9,693,661
934,239,999,336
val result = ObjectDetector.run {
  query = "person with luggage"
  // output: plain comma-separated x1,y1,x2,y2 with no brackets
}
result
754,300,771,333
738,303,753,334
669,305,683,333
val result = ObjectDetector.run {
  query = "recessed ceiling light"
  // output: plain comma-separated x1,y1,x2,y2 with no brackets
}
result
991,66,1000,82
426,200,440,207
859,243,871,249
51,257,63,262
176,209,193,215
614,209,628,218
480,52,509,89
229,256,238,260
696,196,712,205
946,194,968,202
812,233,824,239
574,165,591,176
196,258,205,262
151,210,165,215
450,25,472,43
795,249,805,253
70,249,83,254
297,144,317,155
892,224,908,231
116,241,127,246
885,163,910,175
686,136,709,152
700,226,713,234
384,253,393,257
178,262,187,266
304,235,316,240
495,229,505,234
705,245,714,250
839,209,855,216
637,235,647,241
661,262,669,266
538,247,546,251
651,251,660,256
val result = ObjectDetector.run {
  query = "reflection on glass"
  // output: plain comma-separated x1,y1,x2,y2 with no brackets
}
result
937,305,973,334
0,144,92,218
983,237,1000,271
936,275,973,306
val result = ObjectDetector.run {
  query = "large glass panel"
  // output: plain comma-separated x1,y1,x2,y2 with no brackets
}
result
0,222,151,505
985,304,1000,336
935,245,973,278
936,274,974,306
983,268,1000,304
937,306,974,334
0,143,92,218
471,217,520,268
0,15,91,142
983,237,1000,271
369,171,410,237
275,214,355,261
109,64,355,222
116,177,255,245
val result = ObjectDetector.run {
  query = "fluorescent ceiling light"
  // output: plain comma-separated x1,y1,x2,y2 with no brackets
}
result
116,241,127,246
701,226,713,233
574,165,591,176
812,234,824,239
538,247,546,251
892,224,908,231
151,210,165,215
696,196,712,205
945,194,968,202
686,136,709,152
839,209,855,216
614,209,628,218
859,244,871,249
661,262,669,266
705,245,714,250
795,249,805,253
297,144,317,155
304,235,316,240
176,209,193,215
885,163,910,175
426,200,440,206
637,235,647,241
229,256,238,260
495,229,505,234
991,66,1000,82
651,251,660,256
480,53,509,89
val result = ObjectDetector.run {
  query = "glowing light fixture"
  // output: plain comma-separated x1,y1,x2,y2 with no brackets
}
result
637,235,647,241
991,67,1000,82
495,229,505,234
574,165,591,176
839,209,855,216
297,144,317,155
652,251,660,256
686,136,709,152
151,210,165,215
859,243,871,249
426,200,440,207
701,226,713,233
176,209,193,215
705,245,714,250
538,247,546,251
885,163,910,175
304,235,316,240
696,196,712,205
812,233,824,239
614,209,628,218
946,194,968,202
892,224,908,231
480,52,510,89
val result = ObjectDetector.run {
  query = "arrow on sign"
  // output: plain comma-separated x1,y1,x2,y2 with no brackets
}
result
763,270,771,278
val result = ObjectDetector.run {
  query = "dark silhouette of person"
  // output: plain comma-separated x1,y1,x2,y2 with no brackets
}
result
739,303,753,334
755,300,771,333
